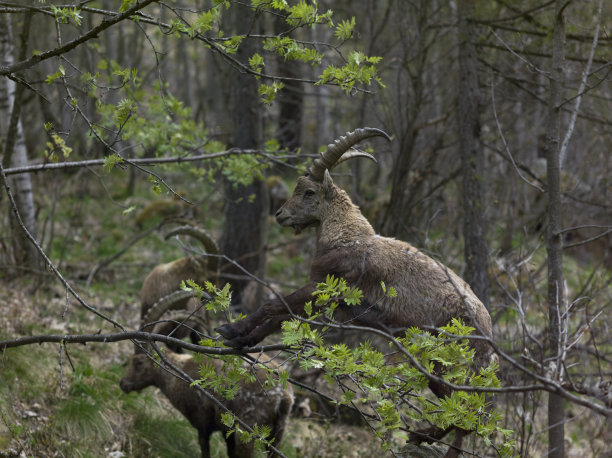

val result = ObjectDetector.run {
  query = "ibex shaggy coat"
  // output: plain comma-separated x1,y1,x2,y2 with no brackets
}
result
120,351,293,458
216,128,493,369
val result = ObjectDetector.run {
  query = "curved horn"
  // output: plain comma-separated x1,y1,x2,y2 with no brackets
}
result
165,225,219,277
151,310,210,345
142,289,197,325
308,127,391,181
330,148,377,170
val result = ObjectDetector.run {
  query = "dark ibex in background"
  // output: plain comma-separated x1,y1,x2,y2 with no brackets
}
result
216,128,495,456
120,349,293,458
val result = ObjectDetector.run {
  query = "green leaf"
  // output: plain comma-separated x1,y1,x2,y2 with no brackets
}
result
342,390,355,404
45,65,65,84
44,134,72,162
147,176,163,195
119,0,136,12
264,138,280,153
169,19,190,36
258,81,285,104
122,206,136,216
114,99,136,127
317,51,383,93
102,153,124,173
51,6,82,25
220,412,235,428
220,35,244,54
249,53,265,74
343,287,362,306
334,17,355,40
194,8,219,34
270,0,289,10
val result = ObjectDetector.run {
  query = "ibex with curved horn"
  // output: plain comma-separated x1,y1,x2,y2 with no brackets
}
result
140,225,218,321
139,225,219,349
215,128,494,454
120,347,294,458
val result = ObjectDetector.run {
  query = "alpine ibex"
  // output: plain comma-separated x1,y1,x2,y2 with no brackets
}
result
215,128,495,455
140,225,219,348
120,350,293,458
140,225,218,319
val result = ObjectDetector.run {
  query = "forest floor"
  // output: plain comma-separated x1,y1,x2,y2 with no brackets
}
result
2,258,608,458
0,274,398,458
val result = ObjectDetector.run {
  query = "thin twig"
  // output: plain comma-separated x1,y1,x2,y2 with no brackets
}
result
558,0,604,168
490,76,545,192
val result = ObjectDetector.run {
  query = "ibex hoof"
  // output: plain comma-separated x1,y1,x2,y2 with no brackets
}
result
215,324,239,340
408,430,435,444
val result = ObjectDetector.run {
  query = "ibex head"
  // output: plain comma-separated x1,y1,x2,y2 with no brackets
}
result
275,128,390,234
120,353,156,393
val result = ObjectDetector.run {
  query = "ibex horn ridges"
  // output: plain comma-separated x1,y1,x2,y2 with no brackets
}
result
164,225,219,276
308,127,390,181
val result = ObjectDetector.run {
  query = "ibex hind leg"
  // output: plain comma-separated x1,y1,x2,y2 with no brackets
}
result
409,375,468,457
409,425,467,458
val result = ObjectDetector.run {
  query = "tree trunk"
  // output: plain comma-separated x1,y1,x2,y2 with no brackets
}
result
219,5,267,306
379,1,427,240
311,25,331,151
0,14,40,271
274,16,303,152
544,1,566,456
456,0,490,310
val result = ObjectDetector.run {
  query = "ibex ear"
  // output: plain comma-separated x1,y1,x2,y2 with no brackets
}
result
323,169,335,200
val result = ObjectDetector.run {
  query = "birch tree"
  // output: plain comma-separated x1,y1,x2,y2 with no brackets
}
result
0,14,39,270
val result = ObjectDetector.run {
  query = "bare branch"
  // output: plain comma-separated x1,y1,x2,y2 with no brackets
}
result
563,229,612,249
0,330,287,355
558,0,604,168
490,77,545,192
2,149,298,176
0,0,159,76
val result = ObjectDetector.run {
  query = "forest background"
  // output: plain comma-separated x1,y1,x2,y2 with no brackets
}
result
0,0,611,457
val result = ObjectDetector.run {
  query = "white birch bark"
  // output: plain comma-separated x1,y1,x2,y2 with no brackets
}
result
0,15,39,268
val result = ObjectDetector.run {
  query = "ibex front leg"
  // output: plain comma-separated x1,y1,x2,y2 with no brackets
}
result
215,283,317,347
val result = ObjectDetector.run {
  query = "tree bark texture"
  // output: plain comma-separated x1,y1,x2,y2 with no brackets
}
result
379,1,426,239
274,15,303,152
0,14,40,270
219,5,268,306
545,2,567,457
456,0,490,310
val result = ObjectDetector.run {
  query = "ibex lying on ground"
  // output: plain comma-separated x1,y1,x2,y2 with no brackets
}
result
120,350,293,458
216,128,495,455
